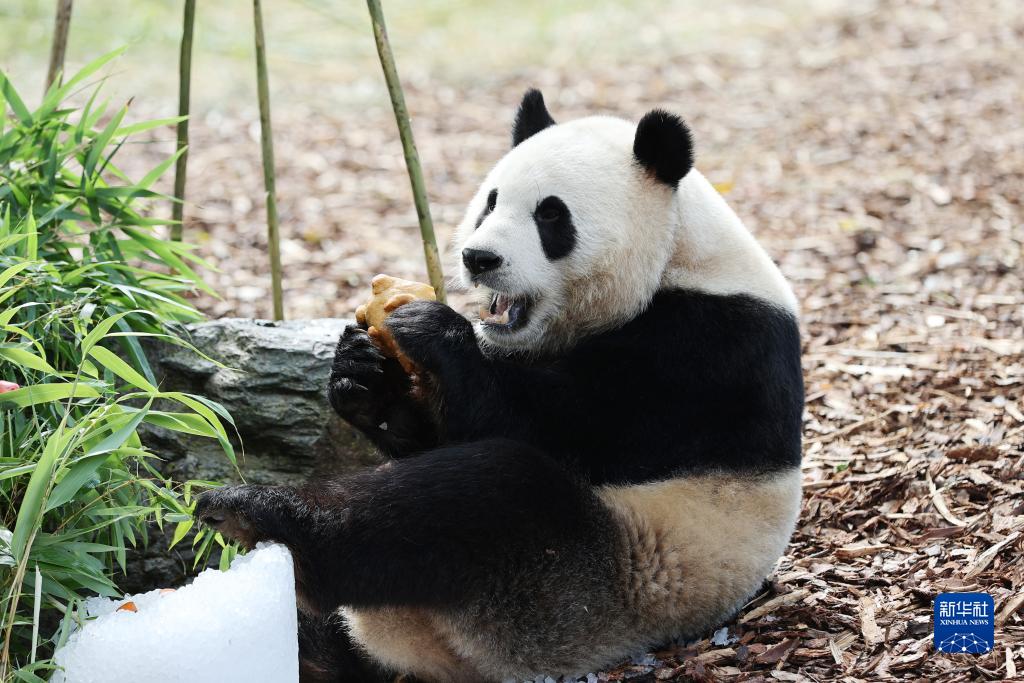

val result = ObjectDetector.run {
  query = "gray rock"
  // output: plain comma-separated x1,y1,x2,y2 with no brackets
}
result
144,318,381,487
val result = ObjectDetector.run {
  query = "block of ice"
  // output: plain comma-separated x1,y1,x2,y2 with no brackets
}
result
52,543,298,683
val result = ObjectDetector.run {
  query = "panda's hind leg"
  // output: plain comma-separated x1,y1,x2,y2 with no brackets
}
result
331,440,636,680
342,606,485,683
197,439,632,680
297,610,394,683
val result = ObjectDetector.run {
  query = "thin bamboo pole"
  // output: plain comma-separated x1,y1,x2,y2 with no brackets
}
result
365,0,446,303
44,0,74,91
253,0,284,320
170,0,196,242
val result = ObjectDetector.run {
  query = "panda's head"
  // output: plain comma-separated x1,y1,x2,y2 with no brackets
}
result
453,89,694,354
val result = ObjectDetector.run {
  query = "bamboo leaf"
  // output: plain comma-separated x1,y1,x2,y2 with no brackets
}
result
44,452,111,512
0,70,33,125
121,227,214,295
0,261,35,289
114,116,187,139
81,404,149,459
46,407,150,511
80,311,140,356
83,106,128,178
87,345,158,393
137,147,185,192
24,201,37,259
170,519,193,549
10,423,73,561
141,411,219,438
114,317,156,385
44,47,128,113
0,347,57,375
0,463,37,482
0,383,101,408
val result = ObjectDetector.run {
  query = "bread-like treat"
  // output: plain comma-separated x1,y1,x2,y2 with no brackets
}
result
355,274,436,373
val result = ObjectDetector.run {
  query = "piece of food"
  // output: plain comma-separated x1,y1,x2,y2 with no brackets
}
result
355,274,436,373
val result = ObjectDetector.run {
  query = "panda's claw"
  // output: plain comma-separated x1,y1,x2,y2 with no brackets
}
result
331,377,369,393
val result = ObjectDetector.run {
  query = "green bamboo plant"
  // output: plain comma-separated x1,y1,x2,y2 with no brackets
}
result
252,0,285,320
170,0,197,242
366,0,446,303
0,53,237,680
44,1,74,92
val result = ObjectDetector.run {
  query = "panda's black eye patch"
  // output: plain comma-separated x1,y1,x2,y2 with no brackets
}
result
536,204,562,223
474,188,498,230
533,196,576,260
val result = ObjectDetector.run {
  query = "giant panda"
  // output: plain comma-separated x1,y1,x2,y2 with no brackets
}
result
196,89,805,683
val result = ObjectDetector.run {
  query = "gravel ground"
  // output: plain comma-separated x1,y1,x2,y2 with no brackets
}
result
106,0,1024,679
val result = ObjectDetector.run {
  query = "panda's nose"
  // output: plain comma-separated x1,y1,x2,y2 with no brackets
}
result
462,248,503,276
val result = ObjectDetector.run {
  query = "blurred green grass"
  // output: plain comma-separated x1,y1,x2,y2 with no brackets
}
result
1,0,841,114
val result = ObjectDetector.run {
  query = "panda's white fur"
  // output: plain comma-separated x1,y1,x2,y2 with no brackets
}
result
454,115,796,356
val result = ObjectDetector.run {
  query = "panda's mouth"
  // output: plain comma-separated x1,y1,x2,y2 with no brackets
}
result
479,292,530,332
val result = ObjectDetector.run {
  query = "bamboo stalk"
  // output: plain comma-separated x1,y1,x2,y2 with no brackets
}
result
365,0,447,303
253,0,285,320
170,0,196,242
44,0,74,91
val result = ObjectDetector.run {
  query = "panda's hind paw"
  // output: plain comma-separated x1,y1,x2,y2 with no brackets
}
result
195,484,303,549
194,485,264,548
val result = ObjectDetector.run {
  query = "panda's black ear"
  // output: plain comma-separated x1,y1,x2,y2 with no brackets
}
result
633,110,694,188
512,89,556,147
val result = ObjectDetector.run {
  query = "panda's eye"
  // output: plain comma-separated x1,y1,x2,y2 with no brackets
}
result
475,189,499,230
535,197,565,223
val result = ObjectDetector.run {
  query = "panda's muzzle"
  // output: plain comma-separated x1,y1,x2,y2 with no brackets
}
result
479,292,530,332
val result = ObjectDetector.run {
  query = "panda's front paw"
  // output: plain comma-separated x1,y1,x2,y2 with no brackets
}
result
385,300,478,371
328,325,386,424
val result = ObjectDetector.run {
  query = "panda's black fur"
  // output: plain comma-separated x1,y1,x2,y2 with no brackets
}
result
532,195,577,260
512,88,556,146
197,90,804,683
330,289,801,484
